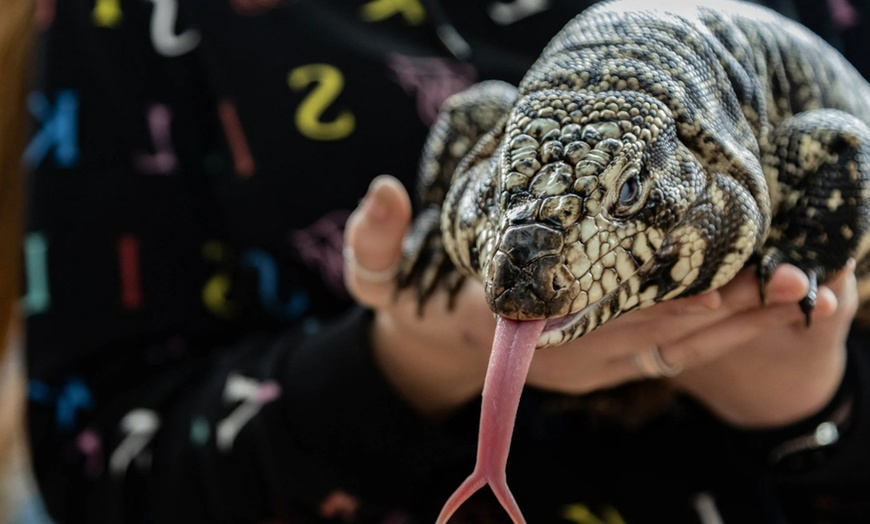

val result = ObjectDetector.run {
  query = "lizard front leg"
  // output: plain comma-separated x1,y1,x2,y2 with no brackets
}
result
758,109,870,322
398,81,517,313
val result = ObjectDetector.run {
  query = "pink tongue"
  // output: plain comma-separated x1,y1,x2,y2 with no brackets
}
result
435,317,546,524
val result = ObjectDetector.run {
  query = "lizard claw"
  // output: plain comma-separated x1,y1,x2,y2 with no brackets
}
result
397,206,465,314
756,246,821,326
799,270,818,327
755,247,783,305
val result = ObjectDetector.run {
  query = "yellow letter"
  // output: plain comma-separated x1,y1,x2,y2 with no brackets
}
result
359,0,425,25
562,504,626,524
288,64,355,141
93,0,123,27
201,241,238,319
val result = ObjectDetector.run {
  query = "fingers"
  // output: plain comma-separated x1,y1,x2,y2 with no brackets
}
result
819,258,858,310
689,264,805,316
657,261,856,374
807,259,858,332
620,264,809,334
579,263,854,390
344,175,412,308
659,303,805,370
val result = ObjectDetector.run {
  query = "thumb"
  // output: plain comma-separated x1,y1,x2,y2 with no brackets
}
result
344,175,412,308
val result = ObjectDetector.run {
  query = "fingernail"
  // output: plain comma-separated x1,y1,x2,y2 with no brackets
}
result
363,177,391,222
846,258,857,273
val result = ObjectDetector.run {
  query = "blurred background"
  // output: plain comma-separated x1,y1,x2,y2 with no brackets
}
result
3,0,869,522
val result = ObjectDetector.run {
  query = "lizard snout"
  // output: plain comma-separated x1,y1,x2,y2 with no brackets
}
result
484,223,579,319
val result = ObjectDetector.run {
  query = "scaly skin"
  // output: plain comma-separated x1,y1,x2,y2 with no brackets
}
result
401,0,870,348
395,2,870,521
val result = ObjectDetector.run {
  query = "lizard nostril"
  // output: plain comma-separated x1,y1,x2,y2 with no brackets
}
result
551,265,573,293
500,223,564,266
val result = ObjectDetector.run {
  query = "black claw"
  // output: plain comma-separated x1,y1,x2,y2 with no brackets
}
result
800,271,819,327
757,276,768,305
396,206,461,317
445,272,466,310
756,248,783,305
755,246,823,327
799,299,814,327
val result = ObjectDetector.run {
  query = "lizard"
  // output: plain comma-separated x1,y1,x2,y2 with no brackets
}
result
395,1,870,522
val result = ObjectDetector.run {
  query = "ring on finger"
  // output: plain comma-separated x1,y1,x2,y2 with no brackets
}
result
343,245,400,283
632,345,683,379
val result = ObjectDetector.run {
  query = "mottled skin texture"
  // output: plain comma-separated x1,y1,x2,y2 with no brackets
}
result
400,0,870,348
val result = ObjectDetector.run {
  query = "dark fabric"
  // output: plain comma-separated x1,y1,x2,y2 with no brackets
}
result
24,1,870,523
29,306,870,523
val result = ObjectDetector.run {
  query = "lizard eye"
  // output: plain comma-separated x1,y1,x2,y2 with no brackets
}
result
616,176,641,208
606,163,647,220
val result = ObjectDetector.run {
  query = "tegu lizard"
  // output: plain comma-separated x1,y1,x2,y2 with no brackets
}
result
396,1,870,522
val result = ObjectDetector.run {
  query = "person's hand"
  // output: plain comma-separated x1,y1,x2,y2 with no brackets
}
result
344,175,856,428
344,175,499,420
528,259,855,428
667,261,855,428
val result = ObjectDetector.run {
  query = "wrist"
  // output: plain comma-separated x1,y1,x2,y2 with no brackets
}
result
369,310,486,421
673,341,847,429
728,360,857,472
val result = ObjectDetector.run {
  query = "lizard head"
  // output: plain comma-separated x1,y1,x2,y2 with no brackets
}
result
479,90,730,347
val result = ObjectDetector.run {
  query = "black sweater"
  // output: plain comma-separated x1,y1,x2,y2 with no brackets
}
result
30,307,870,523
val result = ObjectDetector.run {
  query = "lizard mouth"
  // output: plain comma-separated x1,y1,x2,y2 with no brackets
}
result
541,311,582,336
537,257,657,348
537,276,639,347
539,310,585,347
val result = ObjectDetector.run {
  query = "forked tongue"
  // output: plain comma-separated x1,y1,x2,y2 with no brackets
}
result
435,317,546,524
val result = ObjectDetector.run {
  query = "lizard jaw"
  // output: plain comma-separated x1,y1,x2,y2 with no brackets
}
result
540,311,584,345
537,274,646,347
536,251,677,347
539,306,599,348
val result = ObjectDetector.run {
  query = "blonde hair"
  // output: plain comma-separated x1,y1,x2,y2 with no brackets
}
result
0,4,33,517
0,0,33,356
